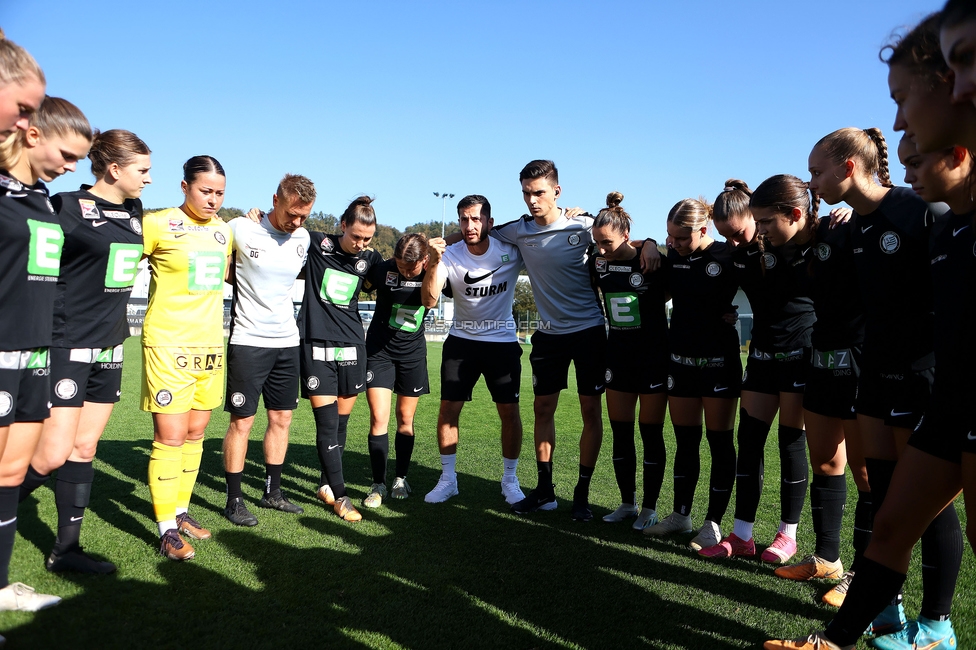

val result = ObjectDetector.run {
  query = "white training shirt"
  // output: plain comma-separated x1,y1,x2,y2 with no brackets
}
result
435,237,522,343
491,210,605,334
227,215,309,347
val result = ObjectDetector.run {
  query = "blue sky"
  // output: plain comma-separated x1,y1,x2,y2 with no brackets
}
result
5,0,941,241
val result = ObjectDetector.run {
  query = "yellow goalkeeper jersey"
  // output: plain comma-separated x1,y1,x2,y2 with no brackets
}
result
142,207,232,347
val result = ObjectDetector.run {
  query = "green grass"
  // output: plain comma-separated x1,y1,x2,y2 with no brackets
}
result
3,339,972,648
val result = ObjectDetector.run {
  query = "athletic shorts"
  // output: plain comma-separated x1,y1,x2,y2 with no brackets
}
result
803,347,860,420
441,335,521,403
907,393,965,463
667,352,742,399
141,346,225,413
0,348,51,426
300,340,367,398
50,345,125,408
605,348,667,395
366,350,429,396
224,344,300,417
855,365,934,429
741,346,808,396
529,325,607,396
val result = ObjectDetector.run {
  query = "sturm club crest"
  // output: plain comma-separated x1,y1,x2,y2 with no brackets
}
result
880,231,901,254
817,243,832,261
366,370,374,383
628,272,643,287
230,392,246,408
568,233,581,246
155,389,173,406
307,376,320,390
55,378,78,401
130,217,143,235
667,376,674,390
763,252,777,269
0,391,11,417
355,259,368,273
296,244,305,258
214,231,227,245
706,261,722,277
605,369,613,383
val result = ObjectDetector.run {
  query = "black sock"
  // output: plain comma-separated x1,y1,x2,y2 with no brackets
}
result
826,557,906,646
19,464,51,502
811,473,846,562
609,420,637,504
536,460,553,494
864,457,895,519
852,489,873,571
672,425,702,516
53,460,94,553
574,464,594,504
0,486,17,587
337,413,350,456
704,428,735,524
919,504,963,621
264,463,282,496
639,421,665,510
368,434,389,485
226,471,244,502
313,402,346,498
394,432,415,478
778,425,808,524
733,410,771,522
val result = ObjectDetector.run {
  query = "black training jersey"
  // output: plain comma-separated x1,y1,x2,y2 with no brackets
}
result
851,187,941,371
732,239,815,351
50,189,143,348
929,210,976,405
364,258,428,357
0,171,62,351
588,252,668,352
667,242,739,356
300,232,384,346
809,219,864,351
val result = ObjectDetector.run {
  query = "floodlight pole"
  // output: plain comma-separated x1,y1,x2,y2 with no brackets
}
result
432,192,455,320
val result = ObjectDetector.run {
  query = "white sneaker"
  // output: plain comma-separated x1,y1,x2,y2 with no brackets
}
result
424,476,459,503
689,520,722,551
603,503,639,522
501,477,525,504
643,511,693,537
632,508,659,531
0,582,61,611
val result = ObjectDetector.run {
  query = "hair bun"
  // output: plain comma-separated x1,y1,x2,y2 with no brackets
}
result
723,178,750,193
606,191,623,209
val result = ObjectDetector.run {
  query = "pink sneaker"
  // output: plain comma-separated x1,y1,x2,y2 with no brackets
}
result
698,532,756,559
761,531,798,563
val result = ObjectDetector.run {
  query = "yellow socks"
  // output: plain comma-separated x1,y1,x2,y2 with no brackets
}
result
148,441,181,534
177,437,204,514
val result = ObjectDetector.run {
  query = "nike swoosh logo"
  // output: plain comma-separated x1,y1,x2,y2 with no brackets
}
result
648,383,663,389
861,225,873,233
690,256,702,261
598,273,610,279
70,516,83,522
182,469,196,473
713,386,728,392
967,431,975,441
745,250,760,256
890,410,912,417
116,390,122,397
174,233,187,238
355,383,364,389
92,220,108,227
793,382,805,388
158,476,176,481
328,444,339,450
463,265,503,284
412,387,424,392
954,226,969,236
0,517,15,527
594,385,604,391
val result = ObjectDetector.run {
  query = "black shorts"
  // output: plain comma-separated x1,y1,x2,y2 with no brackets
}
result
0,348,51,426
529,325,607,396
225,344,300,416
667,352,742,399
366,350,429,396
741,347,808,396
49,345,125,408
300,340,368,398
856,365,934,429
803,347,860,420
605,346,668,395
441,335,521,403
908,394,965,464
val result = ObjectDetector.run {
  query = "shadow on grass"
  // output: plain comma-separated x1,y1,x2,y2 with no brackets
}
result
9,438,821,649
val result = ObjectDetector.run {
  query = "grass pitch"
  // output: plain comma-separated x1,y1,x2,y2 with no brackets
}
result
3,339,972,648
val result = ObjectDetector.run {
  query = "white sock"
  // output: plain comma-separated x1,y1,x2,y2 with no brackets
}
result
502,457,518,479
779,521,798,539
175,506,188,516
158,519,177,537
733,518,754,540
440,454,457,478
